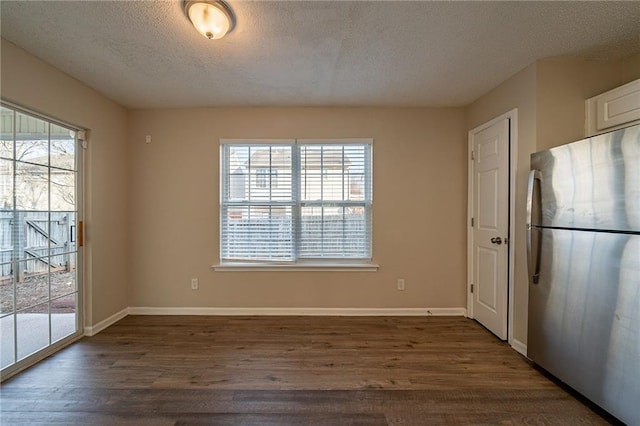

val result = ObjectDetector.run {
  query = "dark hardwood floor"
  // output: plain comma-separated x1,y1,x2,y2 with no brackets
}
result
0,316,612,425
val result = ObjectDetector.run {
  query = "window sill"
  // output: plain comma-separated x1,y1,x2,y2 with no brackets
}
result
212,263,379,272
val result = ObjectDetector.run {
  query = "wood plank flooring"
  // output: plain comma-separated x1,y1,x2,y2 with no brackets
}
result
0,316,615,425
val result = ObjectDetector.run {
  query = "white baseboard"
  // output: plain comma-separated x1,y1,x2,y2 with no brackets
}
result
84,307,129,336
511,338,528,357
128,307,467,317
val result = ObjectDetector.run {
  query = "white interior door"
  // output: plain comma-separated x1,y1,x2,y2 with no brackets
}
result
470,118,509,339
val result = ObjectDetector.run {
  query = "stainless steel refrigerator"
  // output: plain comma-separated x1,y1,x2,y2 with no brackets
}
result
527,124,639,425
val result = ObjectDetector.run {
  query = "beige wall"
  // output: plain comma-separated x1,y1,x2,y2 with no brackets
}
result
620,52,640,85
536,58,638,151
466,63,537,345
1,39,129,326
127,108,468,309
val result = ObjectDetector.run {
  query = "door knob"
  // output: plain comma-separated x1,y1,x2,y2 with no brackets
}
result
491,237,503,245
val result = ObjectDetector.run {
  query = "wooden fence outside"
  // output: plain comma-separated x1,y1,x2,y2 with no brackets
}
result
0,210,76,282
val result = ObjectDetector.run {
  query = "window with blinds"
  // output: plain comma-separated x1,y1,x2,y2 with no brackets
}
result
220,139,372,263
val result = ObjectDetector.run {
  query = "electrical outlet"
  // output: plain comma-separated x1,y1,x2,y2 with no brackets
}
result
397,278,405,291
191,278,199,290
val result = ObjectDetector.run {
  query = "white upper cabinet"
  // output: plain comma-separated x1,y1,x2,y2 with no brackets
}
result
586,79,640,136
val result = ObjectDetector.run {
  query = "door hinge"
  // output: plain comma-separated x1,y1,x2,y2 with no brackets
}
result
470,283,474,293
471,217,474,227
471,150,475,160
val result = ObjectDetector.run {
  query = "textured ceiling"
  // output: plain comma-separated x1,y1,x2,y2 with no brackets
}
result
1,1,639,109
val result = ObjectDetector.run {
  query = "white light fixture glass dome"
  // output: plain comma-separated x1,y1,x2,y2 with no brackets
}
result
183,0,235,40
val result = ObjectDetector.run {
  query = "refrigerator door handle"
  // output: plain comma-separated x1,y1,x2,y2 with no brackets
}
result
526,169,542,284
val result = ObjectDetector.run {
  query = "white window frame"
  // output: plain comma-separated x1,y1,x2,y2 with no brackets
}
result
214,138,378,272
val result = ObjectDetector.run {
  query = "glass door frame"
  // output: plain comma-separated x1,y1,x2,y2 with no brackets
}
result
0,100,84,381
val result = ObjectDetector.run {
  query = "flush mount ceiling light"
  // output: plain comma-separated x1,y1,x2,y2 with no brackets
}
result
183,0,235,40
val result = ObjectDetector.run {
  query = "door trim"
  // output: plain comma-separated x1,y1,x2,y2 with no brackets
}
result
467,109,518,345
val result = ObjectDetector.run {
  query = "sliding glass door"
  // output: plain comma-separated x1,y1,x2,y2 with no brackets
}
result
0,103,83,376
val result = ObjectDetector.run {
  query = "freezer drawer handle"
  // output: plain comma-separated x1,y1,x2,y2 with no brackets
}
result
526,169,542,284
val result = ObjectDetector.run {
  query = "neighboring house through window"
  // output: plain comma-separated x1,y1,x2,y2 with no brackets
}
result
220,139,373,264
256,168,278,189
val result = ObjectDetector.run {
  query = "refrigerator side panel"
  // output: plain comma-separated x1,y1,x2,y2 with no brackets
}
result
528,229,640,425
530,124,640,232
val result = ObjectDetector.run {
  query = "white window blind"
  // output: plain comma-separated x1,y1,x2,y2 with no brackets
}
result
220,139,372,263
